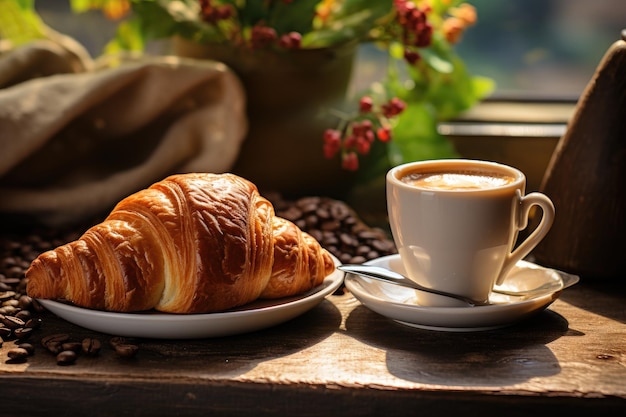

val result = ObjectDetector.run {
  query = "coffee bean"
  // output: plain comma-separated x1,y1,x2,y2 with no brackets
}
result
109,336,127,348
329,202,350,220
339,233,357,247
61,342,82,353
42,333,70,354
114,343,139,358
339,253,352,264
0,305,17,315
17,295,33,310
5,266,24,278
296,198,320,213
315,207,331,220
7,347,29,363
0,291,16,301
15,309,31,322
0,277,20,286
41,333,69,346
355,245,370,256
0,325,11,339
17,342,35,355
304,214,318,229
280,207,303,222
2,299,19,308
56,350,77,365
82,338,102,356
0,314,24,329
45,342,63,354
14,327,33,340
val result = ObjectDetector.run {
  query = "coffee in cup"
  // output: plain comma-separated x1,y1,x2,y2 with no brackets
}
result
386,159,555,307
400,170,516,191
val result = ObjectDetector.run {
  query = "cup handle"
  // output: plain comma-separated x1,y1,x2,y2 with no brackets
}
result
496,191,556,285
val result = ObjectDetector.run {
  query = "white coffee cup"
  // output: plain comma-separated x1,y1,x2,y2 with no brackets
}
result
386,159,555,307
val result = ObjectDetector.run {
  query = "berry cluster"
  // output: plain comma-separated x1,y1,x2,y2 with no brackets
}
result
199,0,234,24
199,0,302,50
393,0,434,64
251,26,302,49
323,96,406,171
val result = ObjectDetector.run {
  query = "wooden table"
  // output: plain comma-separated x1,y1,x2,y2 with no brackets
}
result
1,271,625,416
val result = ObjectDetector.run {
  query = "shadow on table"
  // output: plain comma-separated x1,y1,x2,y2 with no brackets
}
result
28,297,343,377
143,297,343,371
344,304,570,386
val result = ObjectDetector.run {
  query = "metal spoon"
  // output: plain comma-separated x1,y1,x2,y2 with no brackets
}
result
338,264,568,307
338,264,485,307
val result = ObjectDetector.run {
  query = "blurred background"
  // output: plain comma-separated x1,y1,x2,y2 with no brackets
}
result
34,0,626,100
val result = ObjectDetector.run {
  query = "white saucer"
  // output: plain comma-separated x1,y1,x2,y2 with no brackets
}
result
344,254,579,332
39,256,343,339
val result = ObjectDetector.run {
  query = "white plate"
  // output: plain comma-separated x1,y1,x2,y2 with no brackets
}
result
344,254,579,332
39,256,343,339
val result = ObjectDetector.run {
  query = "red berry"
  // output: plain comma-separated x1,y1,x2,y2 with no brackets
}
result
216,4,233,20
344,135,357,149
394,1,433,48
278,32,302,49
323,129,341,145
341,152,359,171
360,119,373,130
377,126,392,142
404,49,421,64
250,25,277,49
323,143,340,159
355,137,371,155
359,96,374,113
382,97,407,117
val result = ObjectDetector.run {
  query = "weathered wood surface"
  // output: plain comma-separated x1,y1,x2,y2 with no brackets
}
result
1,278,625,417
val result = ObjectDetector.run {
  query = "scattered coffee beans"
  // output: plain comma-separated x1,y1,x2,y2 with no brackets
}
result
41,333,69,355
1,196,394,365
269,195,397,265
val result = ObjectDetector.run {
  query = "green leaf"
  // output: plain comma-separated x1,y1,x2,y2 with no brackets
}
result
420,48,454,74
333,0,394,21
423,55,495,120
265,0,320,35
101,0,216,51
304,0,393,47
470,75,497,100
0,0,46,45
70,0,93,13
104,19,145,53
133,1,193,40
391,103,458,164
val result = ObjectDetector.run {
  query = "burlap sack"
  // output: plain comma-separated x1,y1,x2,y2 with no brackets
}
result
0,40,247,227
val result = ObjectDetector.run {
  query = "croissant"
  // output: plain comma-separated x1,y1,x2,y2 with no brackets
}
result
25,173,336,314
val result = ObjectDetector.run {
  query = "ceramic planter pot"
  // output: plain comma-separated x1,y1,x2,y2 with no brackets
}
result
174,38,358,197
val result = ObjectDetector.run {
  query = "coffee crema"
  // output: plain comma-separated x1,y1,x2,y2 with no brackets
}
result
400,170,516,190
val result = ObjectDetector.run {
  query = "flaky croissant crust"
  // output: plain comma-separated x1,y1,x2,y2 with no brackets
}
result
26,173,335,313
